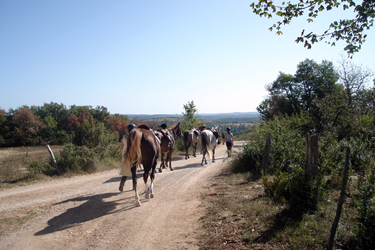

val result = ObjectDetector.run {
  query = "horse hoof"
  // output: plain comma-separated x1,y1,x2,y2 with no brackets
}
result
150,194,154,198
170,168,174,171
136,201,141,207
159,168,162,173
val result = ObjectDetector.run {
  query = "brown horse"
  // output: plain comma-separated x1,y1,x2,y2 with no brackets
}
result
156,122,182,172
118,127,160,207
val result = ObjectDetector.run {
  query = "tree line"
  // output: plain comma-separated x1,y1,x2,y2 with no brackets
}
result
0,103,132,147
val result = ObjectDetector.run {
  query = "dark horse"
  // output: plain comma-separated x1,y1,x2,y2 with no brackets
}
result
156,122,182,172
183,128,200,160
118,127,160,207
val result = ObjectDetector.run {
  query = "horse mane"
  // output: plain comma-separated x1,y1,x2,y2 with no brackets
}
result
168,122,180,131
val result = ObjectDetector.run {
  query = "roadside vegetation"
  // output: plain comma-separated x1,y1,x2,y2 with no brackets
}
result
1,56,374,249
200,58,375,249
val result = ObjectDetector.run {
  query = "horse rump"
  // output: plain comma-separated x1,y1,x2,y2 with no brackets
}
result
123,129,142,167
200,131,211,159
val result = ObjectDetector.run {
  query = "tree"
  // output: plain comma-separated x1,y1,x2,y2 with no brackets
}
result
336,56,374,106
250,0,375,55
182,100,204,130
257,59,339,121
104,116,128,141
12,107,44,145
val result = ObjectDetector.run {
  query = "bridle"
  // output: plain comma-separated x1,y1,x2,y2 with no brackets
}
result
171,124,182,138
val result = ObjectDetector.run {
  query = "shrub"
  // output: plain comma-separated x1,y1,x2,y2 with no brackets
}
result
352,164,375,249
27,157,57,176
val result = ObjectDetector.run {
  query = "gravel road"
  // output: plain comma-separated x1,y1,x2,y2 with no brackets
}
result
0,142,244,250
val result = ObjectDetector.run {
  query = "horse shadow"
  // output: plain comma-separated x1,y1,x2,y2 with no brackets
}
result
34,192,124,236
103,171,144,184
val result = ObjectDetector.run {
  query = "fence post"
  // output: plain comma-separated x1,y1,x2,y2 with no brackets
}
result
305,134,319,210
328,147,350,250
261,133,271,172
46,145,58,171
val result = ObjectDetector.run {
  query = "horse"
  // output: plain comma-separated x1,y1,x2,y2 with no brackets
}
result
183,128,200,159
156,122,182,172
200,128,220,166
210,126,221,143
118,126,160,207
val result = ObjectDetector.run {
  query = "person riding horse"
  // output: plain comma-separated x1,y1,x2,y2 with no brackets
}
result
158,123,175,152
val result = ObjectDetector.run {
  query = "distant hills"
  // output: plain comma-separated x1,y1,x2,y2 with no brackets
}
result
125,112,260,122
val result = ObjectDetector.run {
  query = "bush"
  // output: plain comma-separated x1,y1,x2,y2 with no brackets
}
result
27,157,57,176
353,164,375,249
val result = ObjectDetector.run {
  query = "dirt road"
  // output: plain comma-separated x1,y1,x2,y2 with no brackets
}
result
0,143,244,250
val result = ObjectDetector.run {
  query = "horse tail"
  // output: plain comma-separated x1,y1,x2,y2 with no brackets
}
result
201,132,211,159
123,129,142,166
183,131,189,147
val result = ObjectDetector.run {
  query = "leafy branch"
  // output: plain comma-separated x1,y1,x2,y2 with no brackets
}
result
250,0,375,56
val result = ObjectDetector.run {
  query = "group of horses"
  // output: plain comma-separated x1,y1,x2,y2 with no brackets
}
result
120,123,221,207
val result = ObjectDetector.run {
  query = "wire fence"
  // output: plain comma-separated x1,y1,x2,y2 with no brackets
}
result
261,133,375,249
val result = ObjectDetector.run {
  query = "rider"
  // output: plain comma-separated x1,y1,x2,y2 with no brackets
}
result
127,123,136,134
159,123,174,152
225,127,234,151
199,125,206,132
121,123,137,156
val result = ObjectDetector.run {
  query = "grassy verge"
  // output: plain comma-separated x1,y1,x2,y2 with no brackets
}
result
198,161,357,249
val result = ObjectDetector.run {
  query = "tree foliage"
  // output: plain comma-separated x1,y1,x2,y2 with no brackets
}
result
181,100,204,130
0,102,127,146
257,59,339,121
250,0,375,55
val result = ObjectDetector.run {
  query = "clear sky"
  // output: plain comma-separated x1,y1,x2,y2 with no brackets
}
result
1,1,374,115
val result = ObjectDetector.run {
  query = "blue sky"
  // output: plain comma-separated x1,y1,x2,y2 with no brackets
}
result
1,1,374,115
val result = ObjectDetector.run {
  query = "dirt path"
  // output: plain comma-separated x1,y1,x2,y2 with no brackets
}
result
0,143,244,250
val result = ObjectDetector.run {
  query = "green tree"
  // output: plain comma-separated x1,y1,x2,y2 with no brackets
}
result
181,100,204,130
250,0,375,55
257,59,339,121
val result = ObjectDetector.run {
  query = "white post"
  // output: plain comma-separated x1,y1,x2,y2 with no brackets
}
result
46,145,58,170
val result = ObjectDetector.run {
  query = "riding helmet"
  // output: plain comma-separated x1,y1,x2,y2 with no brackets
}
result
127,123,136,133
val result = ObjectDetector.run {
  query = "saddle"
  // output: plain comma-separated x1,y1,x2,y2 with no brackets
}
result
138,124,162,144
157,128,174,151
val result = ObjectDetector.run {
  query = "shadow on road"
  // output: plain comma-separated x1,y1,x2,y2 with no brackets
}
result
34,192,128,236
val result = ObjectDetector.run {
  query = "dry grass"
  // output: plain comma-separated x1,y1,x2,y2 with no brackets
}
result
0,145,63,188
198,166,357,250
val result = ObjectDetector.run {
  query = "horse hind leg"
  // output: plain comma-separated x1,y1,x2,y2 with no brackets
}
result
131,166,141,207
159,153,165,172
143,172,151,199
185,142,191,160
149,158,157,199
168,152,174,171
201,152,207,166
